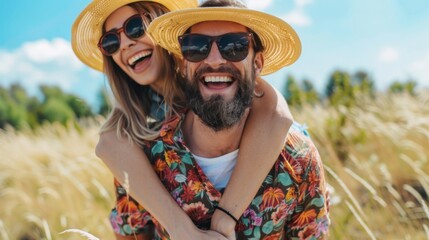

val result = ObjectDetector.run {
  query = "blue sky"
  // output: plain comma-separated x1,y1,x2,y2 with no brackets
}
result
1,0,429,107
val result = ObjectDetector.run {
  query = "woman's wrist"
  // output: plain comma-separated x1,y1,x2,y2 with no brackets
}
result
214,206,239,224
211,209,237,238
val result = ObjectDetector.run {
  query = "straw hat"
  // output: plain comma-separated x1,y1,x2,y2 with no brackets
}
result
147,7,301,76
72,0,198,72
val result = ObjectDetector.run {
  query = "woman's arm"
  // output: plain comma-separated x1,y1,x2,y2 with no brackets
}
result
211,77,293,236
96,131,228,240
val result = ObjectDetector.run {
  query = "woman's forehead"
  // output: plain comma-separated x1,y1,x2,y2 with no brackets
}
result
105,6,138,30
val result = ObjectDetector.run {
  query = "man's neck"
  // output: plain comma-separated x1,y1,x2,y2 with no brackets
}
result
182,109,250,158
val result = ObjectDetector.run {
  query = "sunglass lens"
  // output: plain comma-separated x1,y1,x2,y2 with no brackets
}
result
126,16,144,39
218,34,250,62
180,35,211,62
101,33,120,55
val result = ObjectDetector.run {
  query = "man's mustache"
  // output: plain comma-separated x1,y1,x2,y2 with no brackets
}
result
193,64,242,81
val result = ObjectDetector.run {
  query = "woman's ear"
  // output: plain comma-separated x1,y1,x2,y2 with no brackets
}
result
254,52,264,76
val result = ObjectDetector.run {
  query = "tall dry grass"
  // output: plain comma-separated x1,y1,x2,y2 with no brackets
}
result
0,118,114,239
0,91,428,239
293,91,429,239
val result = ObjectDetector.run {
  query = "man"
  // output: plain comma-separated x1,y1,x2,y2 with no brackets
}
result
143,0,331,239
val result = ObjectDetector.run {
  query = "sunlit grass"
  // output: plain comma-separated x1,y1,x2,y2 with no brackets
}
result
0,92,428,239
294,91,429,239
0,118,113,239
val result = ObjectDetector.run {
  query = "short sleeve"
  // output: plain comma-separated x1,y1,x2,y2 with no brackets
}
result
285,127,330,239
109,178,154,236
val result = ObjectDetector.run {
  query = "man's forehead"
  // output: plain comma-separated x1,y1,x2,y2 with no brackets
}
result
190,21,248,35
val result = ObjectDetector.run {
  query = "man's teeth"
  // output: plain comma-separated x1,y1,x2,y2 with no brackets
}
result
204,76,232,83
128,51,151,65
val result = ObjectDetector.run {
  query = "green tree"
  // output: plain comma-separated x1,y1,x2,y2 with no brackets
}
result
388,79,417,95
10,84,29,105
39,85,93,121
283,75,304,107
97,88,111,116
302,79,319,105
0,85,28,129
353,71,375,97
67,96,93,118
39,98,75,125
404,80,417,95
325,70,355,107
0,84,96,130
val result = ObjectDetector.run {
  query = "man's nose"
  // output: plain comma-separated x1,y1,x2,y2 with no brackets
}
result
203,42,227,67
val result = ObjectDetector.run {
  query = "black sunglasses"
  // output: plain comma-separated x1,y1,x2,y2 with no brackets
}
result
98,14,146,56
178,32,254,62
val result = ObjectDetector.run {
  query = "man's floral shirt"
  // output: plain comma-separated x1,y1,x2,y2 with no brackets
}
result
110,114,330,239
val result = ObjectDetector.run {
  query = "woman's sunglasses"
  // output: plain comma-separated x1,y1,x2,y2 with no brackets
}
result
98,14,146,56
178,32,254,62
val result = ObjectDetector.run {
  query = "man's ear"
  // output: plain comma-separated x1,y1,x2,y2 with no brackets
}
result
254,52,264,75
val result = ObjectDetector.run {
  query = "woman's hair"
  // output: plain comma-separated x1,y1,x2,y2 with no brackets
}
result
100,2,186,146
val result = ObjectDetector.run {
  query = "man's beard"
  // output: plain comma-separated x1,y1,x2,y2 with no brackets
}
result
182,65,255,132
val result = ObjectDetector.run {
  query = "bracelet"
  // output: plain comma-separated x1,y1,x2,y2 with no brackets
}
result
214,206,239,224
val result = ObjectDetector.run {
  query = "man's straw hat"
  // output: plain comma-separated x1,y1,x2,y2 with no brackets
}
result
147,7,301,76
72,0,198,72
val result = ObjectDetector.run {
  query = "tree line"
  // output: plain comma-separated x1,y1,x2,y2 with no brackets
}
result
283,70,417,107
0,84,110,130
282,70,417,162
0,70,418,130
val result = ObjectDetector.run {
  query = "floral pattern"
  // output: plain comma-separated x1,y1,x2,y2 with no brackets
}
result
110,115,330,239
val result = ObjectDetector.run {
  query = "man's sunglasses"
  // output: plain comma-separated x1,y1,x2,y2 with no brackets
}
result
98,14,146,56
178,32,254,62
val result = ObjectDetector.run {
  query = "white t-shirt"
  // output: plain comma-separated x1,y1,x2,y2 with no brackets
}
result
192,149,239,190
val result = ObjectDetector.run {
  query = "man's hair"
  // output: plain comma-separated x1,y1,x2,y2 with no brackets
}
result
200,0,246,8
198,0,264,53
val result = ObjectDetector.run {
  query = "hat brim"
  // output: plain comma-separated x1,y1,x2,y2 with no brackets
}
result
147,7,301,76
72,0,198,72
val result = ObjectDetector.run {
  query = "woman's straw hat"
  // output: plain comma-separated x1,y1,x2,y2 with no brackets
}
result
72,0,198,72
147,7,301,76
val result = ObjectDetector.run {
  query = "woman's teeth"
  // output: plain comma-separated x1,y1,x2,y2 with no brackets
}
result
128,51,151,66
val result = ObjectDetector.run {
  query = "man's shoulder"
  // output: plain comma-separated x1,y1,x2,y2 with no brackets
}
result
282,122,321,168
285,122,316,150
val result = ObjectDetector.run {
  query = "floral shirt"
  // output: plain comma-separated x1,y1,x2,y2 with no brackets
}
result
110,114,330,239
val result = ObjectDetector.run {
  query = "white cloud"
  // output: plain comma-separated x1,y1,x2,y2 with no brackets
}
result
243,0,273,10
378,47,399,63
0,38,85,93
282,10,312,26
281,0,314,27
295,0,313,8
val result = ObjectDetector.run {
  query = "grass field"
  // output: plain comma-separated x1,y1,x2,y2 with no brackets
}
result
1,92,428,239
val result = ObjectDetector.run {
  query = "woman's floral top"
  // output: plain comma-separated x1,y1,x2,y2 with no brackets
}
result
110,114,330,239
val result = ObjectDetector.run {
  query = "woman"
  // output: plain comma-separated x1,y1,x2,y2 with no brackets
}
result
72,0,294,239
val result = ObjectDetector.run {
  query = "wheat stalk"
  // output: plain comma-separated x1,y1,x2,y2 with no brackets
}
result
423,224,429,239
0,220,9,240
345,200,376,240
60,229,100,240
324,165,366,218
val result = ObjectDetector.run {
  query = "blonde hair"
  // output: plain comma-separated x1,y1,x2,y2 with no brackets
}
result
100,2,186,146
